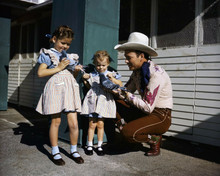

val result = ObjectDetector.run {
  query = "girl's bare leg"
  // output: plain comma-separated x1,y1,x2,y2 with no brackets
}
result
67,112,79,145
49,113,61,147
49,113,65,165
67,112,84,163
88,118,97,142
97,119,104,142
85,118,97,155
96,119,105,155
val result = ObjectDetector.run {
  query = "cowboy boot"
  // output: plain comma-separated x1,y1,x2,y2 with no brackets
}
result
146,135,162,156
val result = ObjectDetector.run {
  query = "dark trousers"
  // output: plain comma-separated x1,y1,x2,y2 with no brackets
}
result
116,100,171,143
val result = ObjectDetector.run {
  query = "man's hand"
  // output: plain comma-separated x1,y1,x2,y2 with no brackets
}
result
107,73,114,81
112,88,128,100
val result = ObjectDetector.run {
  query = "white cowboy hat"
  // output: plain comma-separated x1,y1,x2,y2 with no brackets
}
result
114,32,158,56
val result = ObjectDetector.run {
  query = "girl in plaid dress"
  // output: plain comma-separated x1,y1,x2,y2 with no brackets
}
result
36,25,84,165
81,50,122,156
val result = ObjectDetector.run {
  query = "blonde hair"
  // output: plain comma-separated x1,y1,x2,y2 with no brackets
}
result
93,50,111,65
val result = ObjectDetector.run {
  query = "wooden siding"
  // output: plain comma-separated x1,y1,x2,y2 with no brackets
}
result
8,53,49,108
8,54,20,104
116,45,220,147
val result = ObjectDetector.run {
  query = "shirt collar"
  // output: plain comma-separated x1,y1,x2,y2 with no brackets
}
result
91,69,108,77
50,48,62,56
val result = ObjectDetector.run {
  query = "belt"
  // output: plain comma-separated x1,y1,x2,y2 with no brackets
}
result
155,107,171,111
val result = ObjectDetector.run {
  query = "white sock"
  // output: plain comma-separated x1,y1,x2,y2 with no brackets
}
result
98,141,103,147
87,141,93,150
51,146,61,159
97,141,103,151
70,145,80,158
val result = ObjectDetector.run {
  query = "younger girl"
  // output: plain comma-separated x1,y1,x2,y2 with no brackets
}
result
36,25,84,165
81,50,122,156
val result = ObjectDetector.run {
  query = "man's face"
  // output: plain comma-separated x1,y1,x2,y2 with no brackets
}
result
124,51,143,71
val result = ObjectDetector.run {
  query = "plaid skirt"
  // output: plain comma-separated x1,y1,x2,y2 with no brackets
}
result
36,69,81,115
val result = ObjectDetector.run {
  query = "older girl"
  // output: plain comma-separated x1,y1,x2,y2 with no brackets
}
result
36,25,84,165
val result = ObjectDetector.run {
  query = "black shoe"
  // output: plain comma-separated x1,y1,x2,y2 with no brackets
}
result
70,152,84,164
50,153,65,166
85,146,93,156
96,147,105,156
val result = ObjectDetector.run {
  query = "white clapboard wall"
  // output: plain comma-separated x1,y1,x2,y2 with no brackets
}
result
8,54,20,104
117,45,220,147
8,53,49,108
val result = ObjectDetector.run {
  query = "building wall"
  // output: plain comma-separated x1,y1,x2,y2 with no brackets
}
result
8,53,48,108
0,17,10,110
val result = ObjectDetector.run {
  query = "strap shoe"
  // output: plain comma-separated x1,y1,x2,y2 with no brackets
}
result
50,153,65,166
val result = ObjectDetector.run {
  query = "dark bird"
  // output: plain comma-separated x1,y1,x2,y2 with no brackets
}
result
99,73,120,91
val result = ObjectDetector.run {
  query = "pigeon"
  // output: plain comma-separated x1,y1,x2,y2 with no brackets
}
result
61,50,83,72
99,73,127,91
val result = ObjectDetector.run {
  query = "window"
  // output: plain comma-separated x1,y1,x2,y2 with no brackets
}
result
203,0,220,44
20,24,36,53
119,0,151,41
119,0,131,41
118,0,220,47
28,24,35,52
157,0,195,48
134,0,151,35
36,16,51,52
10,26,20,59
11,15,51,57
21,25,28,53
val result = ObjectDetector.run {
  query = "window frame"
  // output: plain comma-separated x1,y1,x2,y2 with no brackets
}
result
119,0,219,49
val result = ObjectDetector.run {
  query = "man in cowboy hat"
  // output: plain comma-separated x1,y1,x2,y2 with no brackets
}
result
113,32,173,156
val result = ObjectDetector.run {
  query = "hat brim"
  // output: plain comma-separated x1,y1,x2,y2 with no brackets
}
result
114,42,158,56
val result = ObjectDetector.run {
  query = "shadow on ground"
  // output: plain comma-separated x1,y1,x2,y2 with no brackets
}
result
9,103,53,162
9,103,220,164
161,136,220,164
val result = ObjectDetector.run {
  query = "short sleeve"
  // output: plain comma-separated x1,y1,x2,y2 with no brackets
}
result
37,53,52,67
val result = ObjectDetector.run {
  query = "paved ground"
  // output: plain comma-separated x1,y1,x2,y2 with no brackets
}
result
0,104,220,176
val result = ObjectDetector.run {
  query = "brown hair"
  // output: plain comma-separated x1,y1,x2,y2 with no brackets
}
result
50,25,74,43
135,50,151,60
93,50,111,65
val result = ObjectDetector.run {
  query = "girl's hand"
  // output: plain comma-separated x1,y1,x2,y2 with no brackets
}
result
73,64,83,78
57,58,70,71
82,73,90,80
74,65,83,73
